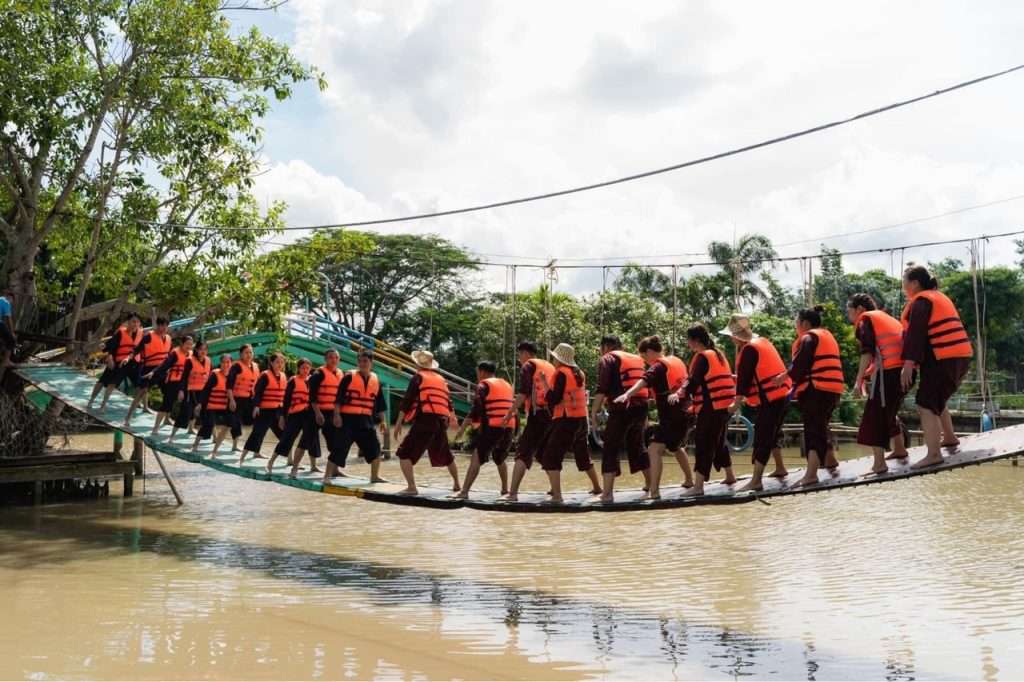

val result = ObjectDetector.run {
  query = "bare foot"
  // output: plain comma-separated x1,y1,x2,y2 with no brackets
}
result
638,492,661,502
886,451,909,460
451,482,461,492
790,475,819,489
679,486,704,498
865,465,888,476
540,497,563,505
252,452,265,459
498,493,518,503
768,469,789,479
912,453,944,470
396,487,418,496
588,488,602,496
309,466,321,474
499,489,509,496
596,493,614,504
451,491,469,500
720,477,737,486
370,477,390,484
737,481,763,493
681,480,694,489
941,441,960,451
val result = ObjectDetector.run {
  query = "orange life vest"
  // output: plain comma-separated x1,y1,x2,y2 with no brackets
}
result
552,366,588,419
792,328,845,396
187,355,212,392
339,371,381,416
610,350,650,401
113,326,143,363
166,347,190,383
900,289,973,361
315,366,343,410
405,370,451,421
206,370,229,411
258,370,287,409
689,349,735,412
858,310,904,371
739,337,791,407
523,358,556,412
287,376,310,415
653,355,687,394
140,332,171,368
475,377,514,427
231,361,259,399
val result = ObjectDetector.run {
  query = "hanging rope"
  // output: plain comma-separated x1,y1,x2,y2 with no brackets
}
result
671,264,679,354
544,261,558,353
510,265,518,392
601,266,608,333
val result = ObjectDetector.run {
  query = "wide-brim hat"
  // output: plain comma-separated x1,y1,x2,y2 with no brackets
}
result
548,342,578,368
411,349,439,370
718,313,758,343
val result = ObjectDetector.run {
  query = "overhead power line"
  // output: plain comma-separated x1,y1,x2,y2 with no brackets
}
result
175,61,1024,233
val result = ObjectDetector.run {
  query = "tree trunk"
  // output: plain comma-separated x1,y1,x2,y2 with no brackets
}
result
3,210,41,333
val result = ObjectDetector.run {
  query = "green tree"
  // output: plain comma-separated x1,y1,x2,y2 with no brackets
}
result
943,267,1024,372
707,233,778,309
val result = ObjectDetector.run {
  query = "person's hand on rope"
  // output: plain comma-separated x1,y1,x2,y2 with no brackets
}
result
855,379,869,400
667,389,682,406
727,399,740,415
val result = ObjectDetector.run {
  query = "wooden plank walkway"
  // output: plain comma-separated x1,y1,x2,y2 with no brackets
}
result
15,363,1024,513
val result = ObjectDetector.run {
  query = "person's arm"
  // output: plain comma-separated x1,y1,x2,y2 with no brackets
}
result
199,374,217,406
309,371,326,424
180,358,194,387
731,346,758,411
591,356,614,422
901,297,932,391
854,319,875,397
392,374,422,436
373,389,387,429
504,363,533,424
252,373,269,416
149,352,176,380
132,333,150,360
332,373,353,426
787,335,817,386
618,362,661,404
683,354,709,400
102,330,120,364
280,379,296,428
456,384,486,441
225,363,241,406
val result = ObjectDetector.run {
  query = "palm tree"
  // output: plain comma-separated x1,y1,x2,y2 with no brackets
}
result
707,233,778,310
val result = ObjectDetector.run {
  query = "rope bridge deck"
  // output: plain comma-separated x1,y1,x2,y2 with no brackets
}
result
15,364,1024,513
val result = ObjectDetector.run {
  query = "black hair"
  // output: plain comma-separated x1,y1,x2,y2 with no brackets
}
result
903,264,939,291
219,353,233,364
297,357,312,369
177,335,193,346
268,352,285,364
358,350,374,361
155,316,169,326
324,347,340,358
638,335,662,353
600,335,622,350
847,293,877,312
516,340,538,354
239,343,253,354
127,313,141,322
477,360,497,374
194,339,208,352
686,324,724,362
797,305,825,328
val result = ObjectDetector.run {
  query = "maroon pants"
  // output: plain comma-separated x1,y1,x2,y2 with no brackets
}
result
541,417,593,472
857,368,905,449
916,357,969,416
693,408,731,479
516,410,551,468
601,404,649,476
751,397,789,466
396,415,453,467
798,386,839,457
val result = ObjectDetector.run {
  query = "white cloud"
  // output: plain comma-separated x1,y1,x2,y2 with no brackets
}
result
249,0,1024,293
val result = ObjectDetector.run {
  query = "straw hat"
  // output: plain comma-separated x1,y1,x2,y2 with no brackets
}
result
718,313,758,342
411,349,439,370
548,342,578,368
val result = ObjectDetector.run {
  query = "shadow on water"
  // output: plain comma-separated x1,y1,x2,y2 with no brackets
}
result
0,499,945,681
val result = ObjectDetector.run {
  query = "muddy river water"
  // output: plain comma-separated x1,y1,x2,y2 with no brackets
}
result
1,435,1022,680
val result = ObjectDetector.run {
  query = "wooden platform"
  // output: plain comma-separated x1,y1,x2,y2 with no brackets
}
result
15,364,1024,513
0,450,136,499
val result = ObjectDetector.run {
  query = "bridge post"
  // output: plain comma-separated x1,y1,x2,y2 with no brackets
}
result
382,386,392,458
113,429,123,456
131,437,144,475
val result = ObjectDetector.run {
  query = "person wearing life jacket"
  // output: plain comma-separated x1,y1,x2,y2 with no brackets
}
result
167,339,211,442
265,358,314,476
238,352,288,466
591,335,652,503
0,284,15,382
452,360,516,499
900,264,973,470
123,316,172,427
88,313,143,412
615,335,695,498
847,293,910,475
780,306,845,488
500,340,556,502
326,350,388,483
190,354,234,456
669,324,737,497
226,343,260,452
720,315,791,493
535,343,602,504
391,350,459,496
146,335,194,436
298,347,345,476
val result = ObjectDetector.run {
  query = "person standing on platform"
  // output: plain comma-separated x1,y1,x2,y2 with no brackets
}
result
326,350,388,483
899,265,973,470
167,339,211,441
781,307,846,487
123,317,171,426
303,348,346,476
591,335,651,503
670,324,737,496
145,335,193,435
226,344,260,452
538,344,602,504
191,354,234,456
720,315,792,493
453,360,516,499
847,294,911,475
391,350,460,496
238,352,288,466
271,358,313,476
614,335,693,497
500,341,556,502
88,313,143,411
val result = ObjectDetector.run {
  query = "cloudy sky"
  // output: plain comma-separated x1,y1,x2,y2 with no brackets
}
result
241,1,1024,294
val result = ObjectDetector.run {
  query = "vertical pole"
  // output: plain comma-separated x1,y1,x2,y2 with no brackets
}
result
113,429,123,456
671,265,678,354
131,437,144,475
383,386,392,457
511,265,518,394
